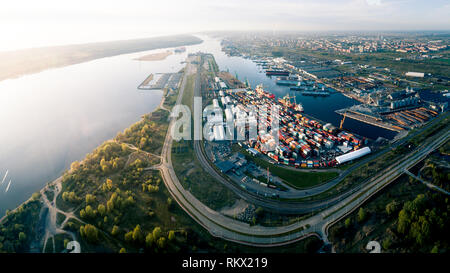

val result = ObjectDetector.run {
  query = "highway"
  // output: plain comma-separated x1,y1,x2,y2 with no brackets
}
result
156,55,450,246
189,56,449,211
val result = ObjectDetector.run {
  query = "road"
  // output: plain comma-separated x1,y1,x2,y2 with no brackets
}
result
156,54,450,246
189,56,449,211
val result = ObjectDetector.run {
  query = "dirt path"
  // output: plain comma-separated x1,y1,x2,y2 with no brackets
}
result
40,176,86,252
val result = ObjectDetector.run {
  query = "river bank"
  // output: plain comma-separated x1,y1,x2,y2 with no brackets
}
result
0,35,202,82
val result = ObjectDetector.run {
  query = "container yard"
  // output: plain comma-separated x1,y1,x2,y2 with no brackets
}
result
209,81,372,170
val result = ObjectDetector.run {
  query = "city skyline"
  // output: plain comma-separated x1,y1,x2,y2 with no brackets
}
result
0,0,449,51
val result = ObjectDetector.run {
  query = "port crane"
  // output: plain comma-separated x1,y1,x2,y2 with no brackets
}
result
339,112,347,129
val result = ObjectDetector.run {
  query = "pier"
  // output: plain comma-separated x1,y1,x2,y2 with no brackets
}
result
335,109,403,132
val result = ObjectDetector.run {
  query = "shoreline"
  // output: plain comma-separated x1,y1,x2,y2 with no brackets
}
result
134,50,173,61
0,87,170,221
0,35,202,83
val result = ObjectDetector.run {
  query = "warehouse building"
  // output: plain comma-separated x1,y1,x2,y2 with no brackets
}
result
335,147,371,164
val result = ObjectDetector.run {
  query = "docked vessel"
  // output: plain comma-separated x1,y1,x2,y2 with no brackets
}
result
300,91,330,97
266,70,290,76
255,84,275,99
278,93,303,112
276,75,300,86
174,47,186,53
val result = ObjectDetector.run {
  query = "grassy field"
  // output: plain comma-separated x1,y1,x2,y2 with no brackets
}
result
172,140,238,211
181,74,195,111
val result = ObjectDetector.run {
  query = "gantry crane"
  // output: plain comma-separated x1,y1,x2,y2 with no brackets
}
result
340,112,347,129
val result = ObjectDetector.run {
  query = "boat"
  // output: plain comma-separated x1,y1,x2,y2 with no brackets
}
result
255,84,275,99
266,70,289,76
174,47,186,53
5,179,11,192
300,91,330,97
278,93,303,112
276,75,300,86
1,170,8,185
293,95,304,112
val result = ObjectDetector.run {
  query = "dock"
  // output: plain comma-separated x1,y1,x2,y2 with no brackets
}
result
138,72,182,90
335,109,403,132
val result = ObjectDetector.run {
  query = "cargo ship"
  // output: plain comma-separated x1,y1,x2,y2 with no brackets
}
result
255,84,275,99
266,70,290,76
275,75,301,86
300,91,330,97
174,47,186,53
278,94,303,112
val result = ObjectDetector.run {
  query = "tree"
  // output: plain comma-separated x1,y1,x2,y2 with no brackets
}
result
98,204,106,216
148,185,159,193
146,233,154,247
18,232,26,243
31,192,41,201
70,161,80,171
111,226,119,236
100,158,110,173
86,194,96,205
382,238,392,250
119,248,127,253
121,143,128,152
84,205,96,218
125,196,135,207
345,218,352,228
168,230,175,241
132,225,144,243
397,209,410,234
79,209,86,219
106,179,113,190
157,237,166,249
64,239,69,249
152,227,162,241
358,207,366,223
139,137,148,149
124,231,133,242
431,244,439,253
81,224,99,243
386,200,399,216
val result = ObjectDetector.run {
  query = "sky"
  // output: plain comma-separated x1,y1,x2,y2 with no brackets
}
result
0,0,449,51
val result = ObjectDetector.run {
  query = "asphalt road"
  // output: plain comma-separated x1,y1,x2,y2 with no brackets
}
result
157,55,450,246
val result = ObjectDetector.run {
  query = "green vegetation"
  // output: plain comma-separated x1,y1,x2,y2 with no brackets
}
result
329,166,450,253
420,151,450,192
0,193,42,253
115,109,169,155
181,75,195,110
172,140,238,210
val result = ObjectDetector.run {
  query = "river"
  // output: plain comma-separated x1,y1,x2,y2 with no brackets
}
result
0,35,397,216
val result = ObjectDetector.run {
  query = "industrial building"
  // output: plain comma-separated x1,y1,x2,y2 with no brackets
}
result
390,96,419,109
335,147,371,164
405,72,425,78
